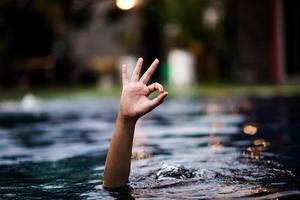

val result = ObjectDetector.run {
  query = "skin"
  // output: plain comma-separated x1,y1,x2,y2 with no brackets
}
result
103,57,168,188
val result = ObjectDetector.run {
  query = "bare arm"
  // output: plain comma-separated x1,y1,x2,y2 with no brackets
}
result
103,58,168,188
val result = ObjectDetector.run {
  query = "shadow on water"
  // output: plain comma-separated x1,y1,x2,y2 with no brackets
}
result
0,95,299,199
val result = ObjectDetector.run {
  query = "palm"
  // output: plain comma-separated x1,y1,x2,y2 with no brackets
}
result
119,58,168,119
121,82,150,117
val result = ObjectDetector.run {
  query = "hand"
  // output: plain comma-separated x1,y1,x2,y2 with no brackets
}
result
119,57,168,120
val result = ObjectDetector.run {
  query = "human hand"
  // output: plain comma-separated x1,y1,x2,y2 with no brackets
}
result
119,58,168,120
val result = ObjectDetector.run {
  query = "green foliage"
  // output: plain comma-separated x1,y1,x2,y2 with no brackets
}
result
159,0,229,50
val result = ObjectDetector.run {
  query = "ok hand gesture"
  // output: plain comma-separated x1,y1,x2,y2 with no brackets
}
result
119,58,168,120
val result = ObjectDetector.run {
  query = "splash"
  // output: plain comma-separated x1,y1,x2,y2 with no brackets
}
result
156,163,216,180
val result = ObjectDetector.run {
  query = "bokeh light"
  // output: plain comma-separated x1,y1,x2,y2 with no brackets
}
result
243,124,258,135
116,0,136,10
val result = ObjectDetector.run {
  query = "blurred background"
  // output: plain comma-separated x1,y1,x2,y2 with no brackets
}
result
0,0,299,94
1,1,300,199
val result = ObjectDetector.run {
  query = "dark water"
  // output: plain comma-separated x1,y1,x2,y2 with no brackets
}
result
0,95,299,199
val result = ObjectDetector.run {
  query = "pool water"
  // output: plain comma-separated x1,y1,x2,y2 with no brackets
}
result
0,95,299,199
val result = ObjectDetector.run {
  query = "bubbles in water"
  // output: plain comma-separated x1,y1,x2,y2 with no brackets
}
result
156,163,216,180
156,163,193,180
194,169,217,179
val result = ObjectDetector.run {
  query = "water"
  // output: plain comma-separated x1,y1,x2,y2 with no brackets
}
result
0,95,299,199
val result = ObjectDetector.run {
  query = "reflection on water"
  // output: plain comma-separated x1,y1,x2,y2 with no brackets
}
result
0,95,300,199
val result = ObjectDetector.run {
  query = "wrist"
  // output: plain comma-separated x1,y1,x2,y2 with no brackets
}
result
117,112,138,124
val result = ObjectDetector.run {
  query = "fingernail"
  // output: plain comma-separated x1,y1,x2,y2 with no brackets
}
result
139,57,143,61
155,58,159,63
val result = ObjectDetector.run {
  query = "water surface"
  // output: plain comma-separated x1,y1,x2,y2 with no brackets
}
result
0,95,299,199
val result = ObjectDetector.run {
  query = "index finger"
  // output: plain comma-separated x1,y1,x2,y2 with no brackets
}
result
131,57,143,82
140,59,159,84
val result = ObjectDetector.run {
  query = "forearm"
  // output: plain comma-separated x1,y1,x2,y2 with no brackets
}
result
103,113,137,188
103,57,167,189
